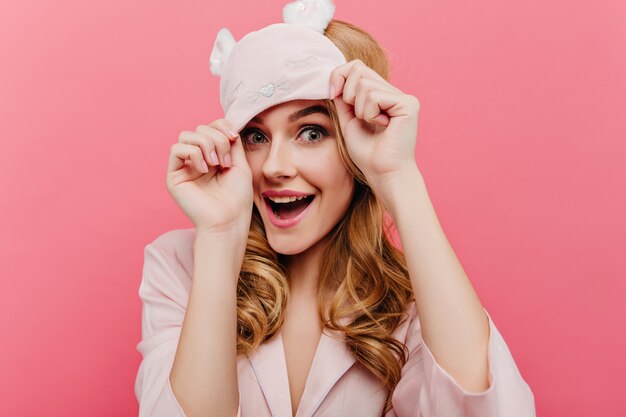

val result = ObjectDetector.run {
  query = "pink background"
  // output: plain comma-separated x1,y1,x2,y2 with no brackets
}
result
1,0,624,415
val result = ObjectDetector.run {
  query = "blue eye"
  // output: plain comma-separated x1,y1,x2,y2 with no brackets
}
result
299,125,329,143
241,130,267,147
240,124,329,149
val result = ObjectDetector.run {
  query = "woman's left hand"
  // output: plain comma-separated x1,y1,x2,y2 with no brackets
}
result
329,59,420,188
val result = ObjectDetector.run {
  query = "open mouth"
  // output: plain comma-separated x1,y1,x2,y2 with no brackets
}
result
264,195,315,220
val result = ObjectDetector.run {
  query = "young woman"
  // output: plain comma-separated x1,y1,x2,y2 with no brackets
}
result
134,2,536,417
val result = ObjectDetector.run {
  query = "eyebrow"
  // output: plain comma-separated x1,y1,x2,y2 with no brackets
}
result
249,104,330,124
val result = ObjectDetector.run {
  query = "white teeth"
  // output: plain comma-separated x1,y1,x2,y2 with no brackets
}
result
267,195,309,203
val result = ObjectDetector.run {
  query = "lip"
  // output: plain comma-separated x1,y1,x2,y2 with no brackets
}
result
264,195,315,228
262,189,313,197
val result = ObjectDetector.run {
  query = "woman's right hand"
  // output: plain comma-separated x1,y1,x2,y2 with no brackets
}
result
166,118,253,238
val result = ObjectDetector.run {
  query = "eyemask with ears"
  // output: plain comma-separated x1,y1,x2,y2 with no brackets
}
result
209,0,347,132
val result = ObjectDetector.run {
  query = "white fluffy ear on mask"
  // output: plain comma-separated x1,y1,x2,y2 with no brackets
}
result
283,0,336,34
209,28,237,76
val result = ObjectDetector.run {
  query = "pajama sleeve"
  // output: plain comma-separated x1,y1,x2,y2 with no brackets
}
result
388,306,536,417
134,239,242,417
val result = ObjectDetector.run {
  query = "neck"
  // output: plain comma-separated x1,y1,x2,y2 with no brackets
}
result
283,234,330,297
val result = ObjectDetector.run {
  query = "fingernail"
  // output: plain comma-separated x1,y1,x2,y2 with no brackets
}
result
224,152,231,167
227,129,238,138
201,160,209,172
210,150,218,165
329,85,336,99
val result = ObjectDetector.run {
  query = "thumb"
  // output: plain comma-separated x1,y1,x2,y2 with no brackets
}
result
228,134,249,169
332,95,355,129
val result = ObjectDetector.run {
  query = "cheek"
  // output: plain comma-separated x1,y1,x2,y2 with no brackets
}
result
297,145,345,178
299,155,353,213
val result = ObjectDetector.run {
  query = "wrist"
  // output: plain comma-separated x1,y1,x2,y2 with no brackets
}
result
195,217,250,239
193,229,248,275
371,164,423,212
194,227,248,251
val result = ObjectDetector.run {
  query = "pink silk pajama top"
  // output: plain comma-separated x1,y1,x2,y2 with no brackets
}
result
135,229,536,417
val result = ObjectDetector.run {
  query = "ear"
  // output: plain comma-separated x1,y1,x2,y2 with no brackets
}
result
282,0,335,34
209,28,237,76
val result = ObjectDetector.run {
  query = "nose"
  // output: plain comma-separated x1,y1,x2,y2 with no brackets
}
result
261,137,297,180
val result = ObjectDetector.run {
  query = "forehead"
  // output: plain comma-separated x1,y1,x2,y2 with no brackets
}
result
250,99,329,124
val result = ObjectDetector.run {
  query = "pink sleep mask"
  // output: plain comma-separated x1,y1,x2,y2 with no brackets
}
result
209,0,347,132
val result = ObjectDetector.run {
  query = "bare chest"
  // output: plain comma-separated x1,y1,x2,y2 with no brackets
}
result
281,308,323,416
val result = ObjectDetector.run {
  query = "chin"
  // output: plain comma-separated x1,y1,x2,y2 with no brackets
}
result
266,234,311,256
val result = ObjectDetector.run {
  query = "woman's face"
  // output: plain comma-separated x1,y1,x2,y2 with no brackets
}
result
241,99,354,256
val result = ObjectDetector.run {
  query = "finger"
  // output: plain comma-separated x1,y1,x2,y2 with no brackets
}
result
329,60,358,99
366,90,417,120
194,125,231,167
178,130,217,168
362,91,390,126
359,75,402,94
210,118,240,143
209,118,241,167
354,79,371,120
168,142,211,175
345,63,396,106
353,76,398,116
338,64,363,105
329,59,392,100
227,132,249,170
351,59,389,83
332,94,355,128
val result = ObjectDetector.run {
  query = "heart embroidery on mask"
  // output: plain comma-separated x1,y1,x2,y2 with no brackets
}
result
258,83,276,97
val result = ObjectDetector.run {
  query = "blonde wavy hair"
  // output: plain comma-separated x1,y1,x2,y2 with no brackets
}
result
236,19,415,413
